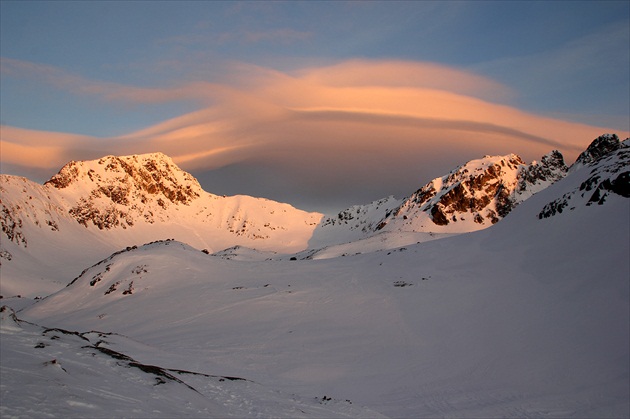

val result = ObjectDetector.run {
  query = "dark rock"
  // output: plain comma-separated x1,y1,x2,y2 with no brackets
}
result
573,134,622,168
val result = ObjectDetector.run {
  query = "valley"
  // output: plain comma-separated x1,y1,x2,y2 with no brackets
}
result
1,134,628,418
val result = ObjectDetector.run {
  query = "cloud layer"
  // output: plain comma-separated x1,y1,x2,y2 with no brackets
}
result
1,58,627,212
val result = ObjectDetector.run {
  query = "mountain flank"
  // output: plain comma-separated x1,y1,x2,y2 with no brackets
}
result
1,133,628,295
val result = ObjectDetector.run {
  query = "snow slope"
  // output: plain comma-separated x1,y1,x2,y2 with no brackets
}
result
0,153,323,297
15,144,630,418
1,139,593,298
358,151,567,234
1,306,384,418
41,153,322,252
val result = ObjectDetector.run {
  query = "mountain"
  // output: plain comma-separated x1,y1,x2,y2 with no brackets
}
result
315,132,627,243
2,153,321,248
540,141,629,218
6,134,628,418
0,153,323,296
570,133,626,171
318,150,568,238
42,153,323,245
2,136,626,298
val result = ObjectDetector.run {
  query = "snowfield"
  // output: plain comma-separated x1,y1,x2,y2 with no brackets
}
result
1,136,628,418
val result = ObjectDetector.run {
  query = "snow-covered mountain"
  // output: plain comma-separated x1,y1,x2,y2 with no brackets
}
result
34,152,322,247
316,133,627,242
570,133,627,172
3,133,628,418
1,152,324,249
540,141,629,218
320,150,568,236
2,136,627,297
1,153,324,295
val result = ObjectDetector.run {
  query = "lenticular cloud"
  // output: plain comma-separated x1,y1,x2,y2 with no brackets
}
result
1,59,626,209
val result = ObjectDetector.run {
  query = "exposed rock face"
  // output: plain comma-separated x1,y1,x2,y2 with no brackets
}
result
319,196,401,233
500,150,568,216
374,151,567,230
572,134,623,170
1,153,322,253
406,154,525,227
539,138,629,219
0,205,27,247
518,151,567,191
1,176,67,248
46,153,202,203
44,153,204,229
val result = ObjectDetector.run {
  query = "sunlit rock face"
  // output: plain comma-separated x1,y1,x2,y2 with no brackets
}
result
1,153,323,254
373,151,568,232
44,153,204,229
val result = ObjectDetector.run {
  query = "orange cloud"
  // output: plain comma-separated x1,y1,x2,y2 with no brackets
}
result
294,59,514,102
0,126,95,169
1,58,628,209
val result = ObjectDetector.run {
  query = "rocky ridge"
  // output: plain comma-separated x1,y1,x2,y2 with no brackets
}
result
319,196,402,232
571,133,625,171
539,136,629,218
2,135,628,259
319,134,629,235
1,153,322,255
322,149,570,235
44,153,205,229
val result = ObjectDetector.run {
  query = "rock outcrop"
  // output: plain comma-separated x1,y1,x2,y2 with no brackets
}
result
539,136,629,218
571,133,623,170
373,151,567,231
45,153,204,229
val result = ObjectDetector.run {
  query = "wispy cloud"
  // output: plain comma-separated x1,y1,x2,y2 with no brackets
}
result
158,28,312,48
293,59,515,102
0,57,219,105
470,20,630,130
0,125,98,170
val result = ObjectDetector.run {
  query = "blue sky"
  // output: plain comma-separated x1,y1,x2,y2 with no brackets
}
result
1,1,629,212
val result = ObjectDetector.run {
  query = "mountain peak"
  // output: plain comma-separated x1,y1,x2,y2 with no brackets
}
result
45,152,204,205
370,152,568,232
41,153,206,229
571,134,624,171
376,154,525,229
539,144,630,218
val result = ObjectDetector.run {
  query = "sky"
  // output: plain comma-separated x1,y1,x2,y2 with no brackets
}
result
1,1,629,213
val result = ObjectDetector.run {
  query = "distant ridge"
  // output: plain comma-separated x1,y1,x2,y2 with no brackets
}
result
317,134,628,238
1,134,627,273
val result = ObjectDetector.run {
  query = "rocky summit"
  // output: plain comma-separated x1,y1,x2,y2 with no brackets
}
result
367,150,567,232
44,153,204,229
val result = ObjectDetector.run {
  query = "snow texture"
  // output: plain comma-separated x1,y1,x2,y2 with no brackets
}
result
1,134,629,418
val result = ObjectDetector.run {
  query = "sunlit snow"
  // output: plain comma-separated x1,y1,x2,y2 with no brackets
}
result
1,136,628,418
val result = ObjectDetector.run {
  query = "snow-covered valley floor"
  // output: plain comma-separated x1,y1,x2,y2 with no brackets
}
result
3,193,628,417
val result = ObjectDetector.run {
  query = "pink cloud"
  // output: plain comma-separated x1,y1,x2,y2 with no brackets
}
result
2,58,628,209
0,57,217,105
293,59,515,102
